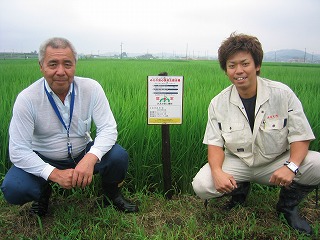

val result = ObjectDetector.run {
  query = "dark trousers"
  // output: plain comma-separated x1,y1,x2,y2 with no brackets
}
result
1,143,129,205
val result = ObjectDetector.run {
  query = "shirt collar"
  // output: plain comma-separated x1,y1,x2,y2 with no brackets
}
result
230,76,269,107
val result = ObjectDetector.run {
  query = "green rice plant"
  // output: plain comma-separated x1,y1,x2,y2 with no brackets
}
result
0,59,319,195
0,60,41,175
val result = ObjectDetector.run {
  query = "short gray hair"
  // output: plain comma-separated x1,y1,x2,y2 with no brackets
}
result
38,37,78,65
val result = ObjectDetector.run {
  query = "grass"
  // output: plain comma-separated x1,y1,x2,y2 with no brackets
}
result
0,182,319,239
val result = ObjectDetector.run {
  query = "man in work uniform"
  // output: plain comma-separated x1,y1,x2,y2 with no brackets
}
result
192,33,320,235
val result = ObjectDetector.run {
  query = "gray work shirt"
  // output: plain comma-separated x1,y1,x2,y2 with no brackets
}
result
203,77,315,167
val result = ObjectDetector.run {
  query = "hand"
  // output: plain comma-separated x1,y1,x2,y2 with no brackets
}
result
48,168,75,189
269,166,295,187
212,170,237,194
72,153,98,188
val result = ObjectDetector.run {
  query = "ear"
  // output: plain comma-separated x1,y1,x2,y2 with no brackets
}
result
39,61,44,72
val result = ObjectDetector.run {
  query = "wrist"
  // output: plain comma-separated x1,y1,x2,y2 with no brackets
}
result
48,168,58,182
284,160,299,175
211,168,224,177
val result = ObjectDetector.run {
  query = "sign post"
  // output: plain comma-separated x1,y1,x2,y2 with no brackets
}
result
147,72,184,199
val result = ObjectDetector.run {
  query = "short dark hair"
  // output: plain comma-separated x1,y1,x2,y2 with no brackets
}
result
218,32,263,75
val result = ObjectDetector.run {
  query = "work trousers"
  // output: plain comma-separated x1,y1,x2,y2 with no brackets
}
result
192,150,320,199
1,143,128,205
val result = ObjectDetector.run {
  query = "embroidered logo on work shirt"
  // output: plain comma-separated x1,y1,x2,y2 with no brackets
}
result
267,114,278,119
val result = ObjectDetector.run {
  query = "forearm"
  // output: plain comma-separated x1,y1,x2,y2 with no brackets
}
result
10,140,54,179
79,153,99,166
269,140,310,186
289,140,310,166
207,144,237,192
90,80,118,156
207,145,225,175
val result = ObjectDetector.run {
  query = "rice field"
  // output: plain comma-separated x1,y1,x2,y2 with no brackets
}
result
0,59,319,194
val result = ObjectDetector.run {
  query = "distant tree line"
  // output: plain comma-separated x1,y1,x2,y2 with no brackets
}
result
0,51,38,60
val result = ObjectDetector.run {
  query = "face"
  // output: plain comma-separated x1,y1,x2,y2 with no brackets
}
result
40,46,76,99
226,51,260,98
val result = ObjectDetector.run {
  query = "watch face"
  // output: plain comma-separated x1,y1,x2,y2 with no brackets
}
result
287,162,298,173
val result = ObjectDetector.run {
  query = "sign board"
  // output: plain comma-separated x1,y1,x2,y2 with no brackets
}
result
147,75,184,124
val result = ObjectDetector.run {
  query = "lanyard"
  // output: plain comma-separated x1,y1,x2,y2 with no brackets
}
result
44,81,75,158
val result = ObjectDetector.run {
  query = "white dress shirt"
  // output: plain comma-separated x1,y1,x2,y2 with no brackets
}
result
9,76,118,180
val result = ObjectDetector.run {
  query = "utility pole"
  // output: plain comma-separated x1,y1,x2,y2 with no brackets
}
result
185,43,188,59
120,42,123,59
304,48,306,63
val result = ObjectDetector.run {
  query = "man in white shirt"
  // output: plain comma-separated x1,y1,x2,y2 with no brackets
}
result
1,37,138,215
192,33,320,235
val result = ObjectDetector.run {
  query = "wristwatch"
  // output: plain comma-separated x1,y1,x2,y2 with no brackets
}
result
284,161,299,175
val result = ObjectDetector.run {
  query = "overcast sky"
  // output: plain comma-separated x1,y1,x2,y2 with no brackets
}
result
1,0,319,56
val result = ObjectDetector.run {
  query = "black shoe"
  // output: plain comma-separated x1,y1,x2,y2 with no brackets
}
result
224,194,247,210
30,183,52,217
276,182,315,235
224,182,250,210
277,206,312,235
102,182,138,213
105,194,139,213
